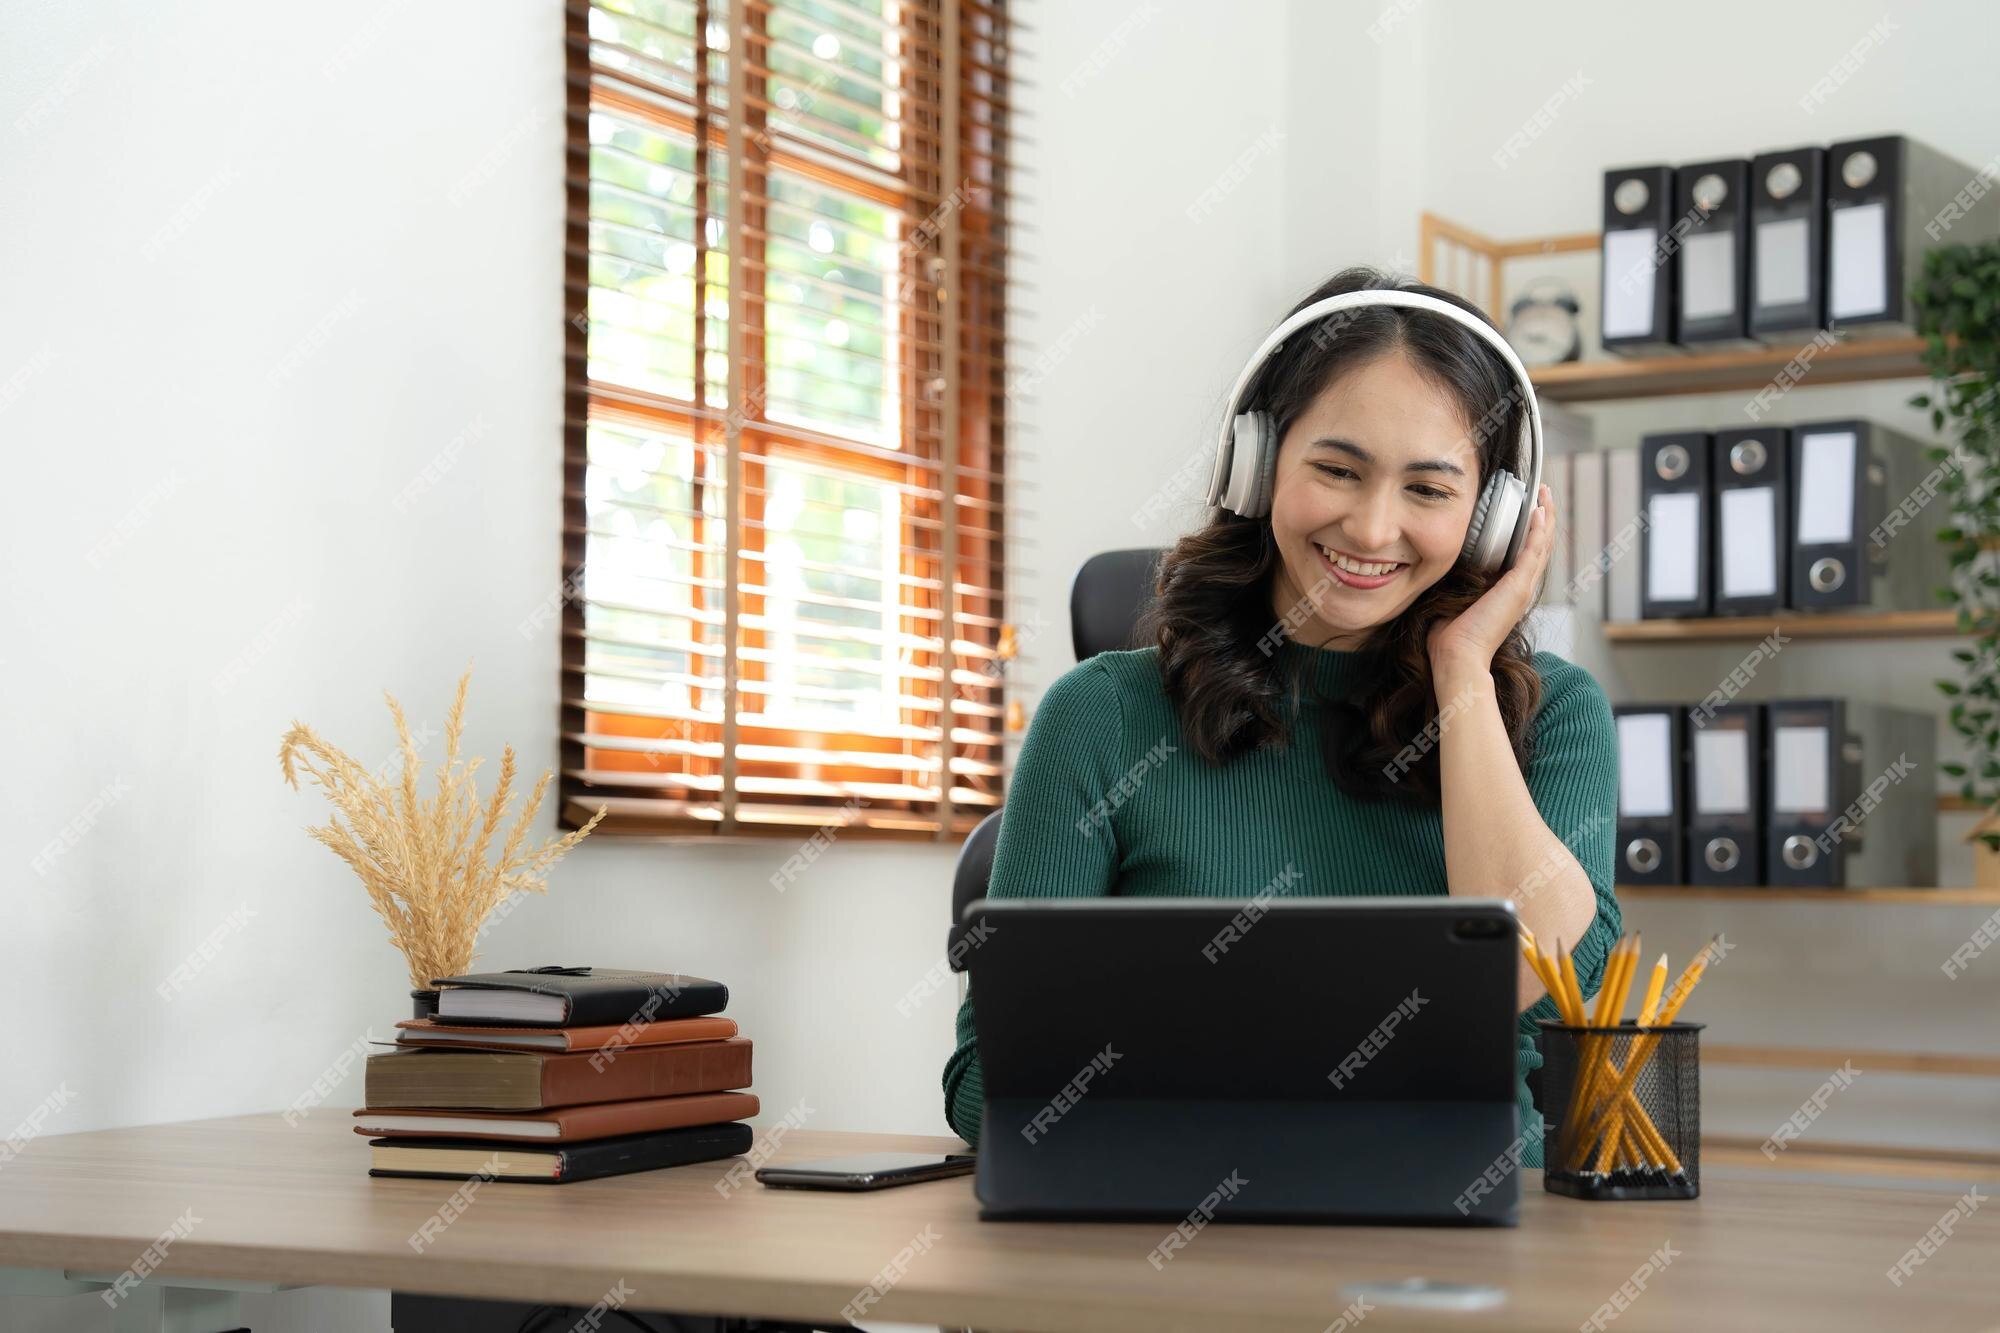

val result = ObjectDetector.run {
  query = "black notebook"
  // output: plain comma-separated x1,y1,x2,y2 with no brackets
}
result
367,1121,753,1184
429,967,728,1026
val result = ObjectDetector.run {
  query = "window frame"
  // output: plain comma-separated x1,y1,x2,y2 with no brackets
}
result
560,0,1013,842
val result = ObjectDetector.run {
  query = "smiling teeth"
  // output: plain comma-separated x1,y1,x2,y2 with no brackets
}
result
1318,545,1402,577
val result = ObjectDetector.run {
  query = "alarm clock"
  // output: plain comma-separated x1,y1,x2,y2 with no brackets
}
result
1505,279,1582,367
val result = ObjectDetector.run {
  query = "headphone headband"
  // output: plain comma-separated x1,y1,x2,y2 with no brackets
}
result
1205,288,1545,572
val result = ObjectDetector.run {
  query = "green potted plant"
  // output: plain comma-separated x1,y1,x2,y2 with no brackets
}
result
1910,238,2000,879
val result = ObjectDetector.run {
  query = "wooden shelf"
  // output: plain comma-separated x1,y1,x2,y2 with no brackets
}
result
1415,214,1933,403
1619,884,2000,905
1602,609,1959,643
1530,335,1927,402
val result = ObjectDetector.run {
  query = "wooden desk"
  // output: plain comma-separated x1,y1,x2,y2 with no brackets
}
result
1,1113,1994,1331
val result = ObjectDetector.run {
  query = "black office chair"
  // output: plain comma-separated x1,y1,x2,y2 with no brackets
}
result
946,548,1165,969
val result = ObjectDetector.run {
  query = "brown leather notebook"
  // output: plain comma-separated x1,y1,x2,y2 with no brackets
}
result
393,1015,739,1053
364,1037,752,1110
352,1091,761,1144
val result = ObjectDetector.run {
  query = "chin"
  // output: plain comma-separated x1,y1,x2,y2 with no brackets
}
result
1330,605,1405,639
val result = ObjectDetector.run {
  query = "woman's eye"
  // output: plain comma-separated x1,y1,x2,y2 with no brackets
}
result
1309,462,1450,501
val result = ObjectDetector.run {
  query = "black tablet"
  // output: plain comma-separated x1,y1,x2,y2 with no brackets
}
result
963,895,1523,1225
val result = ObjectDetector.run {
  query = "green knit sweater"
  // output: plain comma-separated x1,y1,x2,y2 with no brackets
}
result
941,639,1621,1169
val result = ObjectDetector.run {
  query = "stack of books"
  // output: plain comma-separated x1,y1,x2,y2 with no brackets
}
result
356,967,757,1184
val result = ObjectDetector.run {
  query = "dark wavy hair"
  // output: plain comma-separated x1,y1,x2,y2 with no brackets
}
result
1136,267,1543,805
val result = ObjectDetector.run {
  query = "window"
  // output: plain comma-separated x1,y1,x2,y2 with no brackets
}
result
561,0,1015,839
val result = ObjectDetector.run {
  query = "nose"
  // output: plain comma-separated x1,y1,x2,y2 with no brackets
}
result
1340,483,1401,557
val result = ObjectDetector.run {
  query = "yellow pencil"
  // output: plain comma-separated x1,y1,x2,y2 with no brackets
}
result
1607,933,1640,1024
1598,939,1641,1134
1542,942,1581,1025
1607,951,1676,1173
1519,926,1556,990
1532,927,1623,1157
1535,932,1700,1179
1535,932,1637,1173
1518,927,1558,1002
1633,1102,1681,1171
1636,952,1669,1027
1522,939,1561,1010
1599,935,1640,1102
1567,936,1630,1169
1558,940,1585,1022
1597,1054,1686,1175
1589,935,1626,1026
1594,1078,1680,1175
1578,938,1629,1113
1552,937,1589,1165
1582,937,1658,1172
1581,937,1719,1169
1656,939,1716,1023
1598,1073,1681,1175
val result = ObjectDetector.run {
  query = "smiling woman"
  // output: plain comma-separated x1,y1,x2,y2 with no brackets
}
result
943,269,1621,1169
1155,270,1545,807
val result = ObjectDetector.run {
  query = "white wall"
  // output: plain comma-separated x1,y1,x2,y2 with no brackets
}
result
0,0,1305,1139
0,0,1295,1325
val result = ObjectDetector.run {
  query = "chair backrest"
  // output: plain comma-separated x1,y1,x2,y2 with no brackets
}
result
947,548,1167,969
1069,547,1168,662
947,810,1004,968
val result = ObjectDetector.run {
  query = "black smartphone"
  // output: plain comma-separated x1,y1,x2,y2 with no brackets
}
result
754,1151,974,1191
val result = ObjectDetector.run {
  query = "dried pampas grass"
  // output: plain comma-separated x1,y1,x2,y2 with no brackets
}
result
278,668,606,989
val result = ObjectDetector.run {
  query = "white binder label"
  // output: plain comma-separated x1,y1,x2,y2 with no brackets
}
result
1755,217,1811,308
1795,430,1857,544
1603,228,1659,338
1719,485,1778,597
1694,728,1752,815
1617,713,1674,818
1830,202,1888,319
1681,232,1737,322
1773,725,1831,813
1645,491,1701,602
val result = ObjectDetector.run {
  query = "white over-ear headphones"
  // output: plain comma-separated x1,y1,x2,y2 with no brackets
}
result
1203,288,1545,574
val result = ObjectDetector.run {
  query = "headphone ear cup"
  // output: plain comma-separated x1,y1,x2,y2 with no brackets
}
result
1459,472,1500,567
1250,412,1278,517
1463,471,1526,572
1223,411,1276,516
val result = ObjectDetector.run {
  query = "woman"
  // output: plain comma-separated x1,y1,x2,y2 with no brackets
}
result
941,267,1620,1168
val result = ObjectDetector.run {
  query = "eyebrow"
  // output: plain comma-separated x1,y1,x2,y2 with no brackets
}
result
1308,437,1468,478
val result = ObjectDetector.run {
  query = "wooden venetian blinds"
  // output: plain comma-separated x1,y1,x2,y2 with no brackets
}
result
561,0,1017,839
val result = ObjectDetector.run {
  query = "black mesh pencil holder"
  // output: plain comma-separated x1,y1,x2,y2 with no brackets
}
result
1538,1021,1702,1201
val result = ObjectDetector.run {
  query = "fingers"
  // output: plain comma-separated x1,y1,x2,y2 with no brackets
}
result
1508,485,1553,572
1491,484,1553,610
1527,483,1555,573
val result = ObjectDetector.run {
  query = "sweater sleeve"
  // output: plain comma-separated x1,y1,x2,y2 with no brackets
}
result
1515,654,1623,1052
941,659,1127,1145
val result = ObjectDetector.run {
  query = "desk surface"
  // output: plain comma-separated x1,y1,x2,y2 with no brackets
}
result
2,1114,1994,1331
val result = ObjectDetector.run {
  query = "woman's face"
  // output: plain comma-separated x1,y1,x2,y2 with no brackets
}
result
1266,347,1485,649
